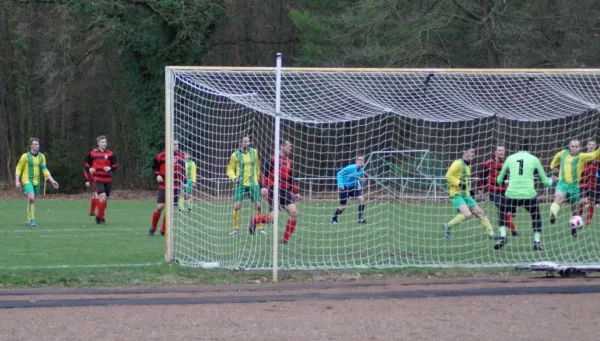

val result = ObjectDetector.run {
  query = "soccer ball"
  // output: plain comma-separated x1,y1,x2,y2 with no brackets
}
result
569,215,584,229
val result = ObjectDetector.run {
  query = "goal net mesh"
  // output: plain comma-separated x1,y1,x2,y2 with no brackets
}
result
168,69,600,269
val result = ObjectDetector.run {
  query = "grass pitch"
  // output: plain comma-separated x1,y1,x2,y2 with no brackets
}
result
0,198,598,287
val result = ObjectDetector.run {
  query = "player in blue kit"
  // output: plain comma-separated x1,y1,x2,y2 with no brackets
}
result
331,155,367,224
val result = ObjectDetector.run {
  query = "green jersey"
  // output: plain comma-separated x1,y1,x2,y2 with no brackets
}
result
497,151,552,199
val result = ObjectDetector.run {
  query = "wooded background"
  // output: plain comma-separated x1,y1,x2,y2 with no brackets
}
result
2,0,600,192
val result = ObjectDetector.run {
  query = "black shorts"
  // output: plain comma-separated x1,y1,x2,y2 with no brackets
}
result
156,188,180,205
339,188,363,205
580,187,595,201
490,191,515,214
95,181,111,197
266,188,295,210
500,196,540,214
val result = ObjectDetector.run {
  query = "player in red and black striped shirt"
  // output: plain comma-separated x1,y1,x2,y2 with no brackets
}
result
250,141,299,244
478,144,519,236
148,140,186,236
84,136,119,225
579,139,598,225
83,164,99,216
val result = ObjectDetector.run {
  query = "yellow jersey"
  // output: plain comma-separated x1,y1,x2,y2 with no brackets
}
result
185,160,197,183
550,149,600,184
226,148,260,186
446,159,471,197
15,152,51,186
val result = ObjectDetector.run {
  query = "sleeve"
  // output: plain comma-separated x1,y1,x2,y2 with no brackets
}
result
260,157,274,187
15,154,26,179
191,161,197,182
110,153,119,171
550,151,563,169
291,162,299,194
445,161,461,187
152,155,161,176
477,161,489,191
580,148,600,163
336,165,350,187
40,155,50,178
83,168,91,182
254,150,260,183
83,152,92,170
496,160,509,185
535,156,553,187
226,154,238,181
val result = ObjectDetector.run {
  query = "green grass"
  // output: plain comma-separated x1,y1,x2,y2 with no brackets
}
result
0,198,598,287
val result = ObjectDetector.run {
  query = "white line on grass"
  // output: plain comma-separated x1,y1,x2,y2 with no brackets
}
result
7,233,145,238
8,228,139,233
2,262,163,270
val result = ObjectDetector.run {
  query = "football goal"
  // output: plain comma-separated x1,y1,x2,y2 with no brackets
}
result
164,55,600,280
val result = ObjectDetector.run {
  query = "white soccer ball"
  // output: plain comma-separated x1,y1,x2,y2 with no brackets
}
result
569,215,584,229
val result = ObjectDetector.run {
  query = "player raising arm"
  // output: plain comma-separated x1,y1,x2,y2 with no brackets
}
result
579,139,599,226
250,141,299,244
331,154,367,224
494,139,553,251
226,136,263,235
84,136,119,225
442,144,496,240
15,137,59,227
549,139,600,236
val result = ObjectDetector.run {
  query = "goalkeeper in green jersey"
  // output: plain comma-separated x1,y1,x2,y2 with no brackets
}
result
494,139,553,251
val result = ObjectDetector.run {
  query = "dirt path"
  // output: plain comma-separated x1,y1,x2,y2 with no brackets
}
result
1,277,600,341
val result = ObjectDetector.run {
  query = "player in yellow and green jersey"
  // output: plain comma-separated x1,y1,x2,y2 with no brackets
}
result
15,137,60,227
442,144,495,240
179,152,197,211
549,139,600,236
226,136,264,235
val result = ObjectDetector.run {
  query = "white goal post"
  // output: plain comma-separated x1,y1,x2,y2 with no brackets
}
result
165,56,600,279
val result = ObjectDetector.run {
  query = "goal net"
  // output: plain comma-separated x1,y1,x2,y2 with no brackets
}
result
165,64,600,271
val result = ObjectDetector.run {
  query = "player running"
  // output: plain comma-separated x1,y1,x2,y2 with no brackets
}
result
549,139,600,236
494,139,553,251
331,154,367,224
579,139,599,226
84,136,119,225
15,137,60,227
250,141,299,244
442,144,496,240
478,144,519,236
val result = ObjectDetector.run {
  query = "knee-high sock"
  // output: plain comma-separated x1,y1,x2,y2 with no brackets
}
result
29,203,35,220
447,213,467,228
151,211,161,231
358,204,365,219
587,205,595,223
481,216,494,236
506,214,517,233
160,216,167,234
282,219,297,242
550,202,560,216
179,197,185,210
97,201,106,219
90,198,98,214
255,206,263,230
232,210,240,230
26,202,31,222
